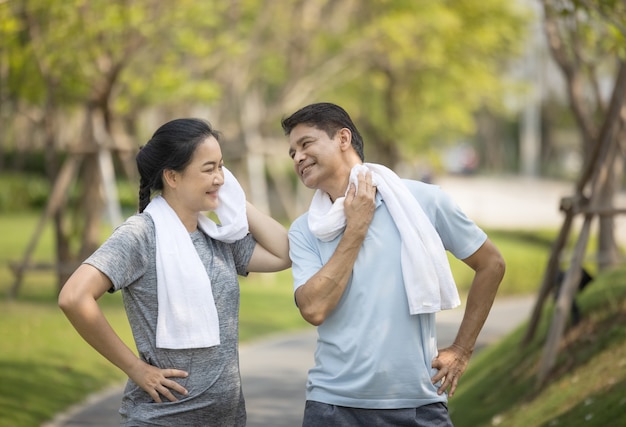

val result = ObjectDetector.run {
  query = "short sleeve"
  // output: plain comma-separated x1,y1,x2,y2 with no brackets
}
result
288,215,324,291
404,180,487,260
230,233,256,276
84,214,153,292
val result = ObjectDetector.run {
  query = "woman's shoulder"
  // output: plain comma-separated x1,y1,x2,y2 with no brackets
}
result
111,212,155,240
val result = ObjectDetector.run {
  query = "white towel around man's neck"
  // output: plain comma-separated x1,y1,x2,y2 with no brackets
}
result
307,163,460,314
144,167,248,349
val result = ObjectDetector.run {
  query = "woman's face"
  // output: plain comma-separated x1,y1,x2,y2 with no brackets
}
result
175,136,225,213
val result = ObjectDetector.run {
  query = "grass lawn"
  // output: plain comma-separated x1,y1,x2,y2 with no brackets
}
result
449,265,626,427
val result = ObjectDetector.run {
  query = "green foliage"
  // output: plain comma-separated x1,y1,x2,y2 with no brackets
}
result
0,298,131,427
0,150,56,174
116,178,139,213
325,0,532,163
239,270,309,341
550,0,626,59
112,0,227,113
0,173,50,212
0,173,137,213
0,0,226,122
450,229,558,296
1,0,535,173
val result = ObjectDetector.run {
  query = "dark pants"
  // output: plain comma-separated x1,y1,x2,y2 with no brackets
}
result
302,401,454,427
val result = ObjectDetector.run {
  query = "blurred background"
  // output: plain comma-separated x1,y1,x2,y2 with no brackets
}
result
1,0,624,252
0,1,625,426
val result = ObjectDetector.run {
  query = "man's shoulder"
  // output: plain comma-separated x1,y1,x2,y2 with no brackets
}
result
289,211,310,233
401,178,443,200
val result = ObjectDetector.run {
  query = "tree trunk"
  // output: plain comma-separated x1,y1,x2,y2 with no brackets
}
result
42,109,75,291
241,91,271,214
597,130,625,270
77,107,106,261
475,108,506,172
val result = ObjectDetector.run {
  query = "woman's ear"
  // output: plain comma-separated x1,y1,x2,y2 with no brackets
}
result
162,169,178,189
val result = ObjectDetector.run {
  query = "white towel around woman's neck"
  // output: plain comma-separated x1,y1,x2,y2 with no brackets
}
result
307,163,460,314
145,167,248,349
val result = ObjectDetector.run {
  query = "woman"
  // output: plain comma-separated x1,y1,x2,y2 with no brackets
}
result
58,118,291,426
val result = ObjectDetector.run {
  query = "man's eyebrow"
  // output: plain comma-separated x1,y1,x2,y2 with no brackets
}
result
294,135,315,145
288,135,314,157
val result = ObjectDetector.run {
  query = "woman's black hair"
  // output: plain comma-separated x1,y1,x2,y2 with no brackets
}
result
136,118,220,212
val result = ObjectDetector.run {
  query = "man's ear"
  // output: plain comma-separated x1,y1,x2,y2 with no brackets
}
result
337,128,353,152
162,169,178,188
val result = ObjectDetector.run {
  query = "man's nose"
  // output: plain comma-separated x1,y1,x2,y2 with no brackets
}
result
292,150,305,164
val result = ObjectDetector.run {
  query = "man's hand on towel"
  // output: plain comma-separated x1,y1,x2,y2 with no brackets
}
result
344,170,376,235
129,359,189,403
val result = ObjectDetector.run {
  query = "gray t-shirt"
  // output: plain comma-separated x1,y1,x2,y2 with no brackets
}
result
84,213,256,426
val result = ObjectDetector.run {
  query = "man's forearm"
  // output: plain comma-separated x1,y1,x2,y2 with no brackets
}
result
295,223,366,325
453,279,499,352
454,246,505,352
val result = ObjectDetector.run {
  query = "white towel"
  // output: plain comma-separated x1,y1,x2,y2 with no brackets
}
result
145,167,249,349
307,163,460,314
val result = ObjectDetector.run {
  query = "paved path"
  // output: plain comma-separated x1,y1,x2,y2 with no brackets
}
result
241,295,536,427
43,296,535,427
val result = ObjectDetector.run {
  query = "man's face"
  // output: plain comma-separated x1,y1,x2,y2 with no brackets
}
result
288,124,342,191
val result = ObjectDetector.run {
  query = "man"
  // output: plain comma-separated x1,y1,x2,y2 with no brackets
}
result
282,102,505,426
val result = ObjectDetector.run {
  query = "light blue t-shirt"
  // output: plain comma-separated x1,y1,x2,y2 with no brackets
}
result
288,179,487,409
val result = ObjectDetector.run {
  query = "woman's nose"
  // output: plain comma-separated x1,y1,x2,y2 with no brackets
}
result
215,171,225,185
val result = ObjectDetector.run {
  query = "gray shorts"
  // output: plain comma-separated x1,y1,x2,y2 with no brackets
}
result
302,401,453,427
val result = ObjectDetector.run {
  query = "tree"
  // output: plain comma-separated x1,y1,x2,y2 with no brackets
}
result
541,0,626,271
523,0,626,385
196,0,531,212
326,0,530,168
3,0,226,294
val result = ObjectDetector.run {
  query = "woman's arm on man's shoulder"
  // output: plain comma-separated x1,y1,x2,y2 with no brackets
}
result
246,201,291,272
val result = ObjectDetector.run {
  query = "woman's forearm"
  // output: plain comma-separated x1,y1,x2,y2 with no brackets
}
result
58,265,141,376
246,201,290,261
